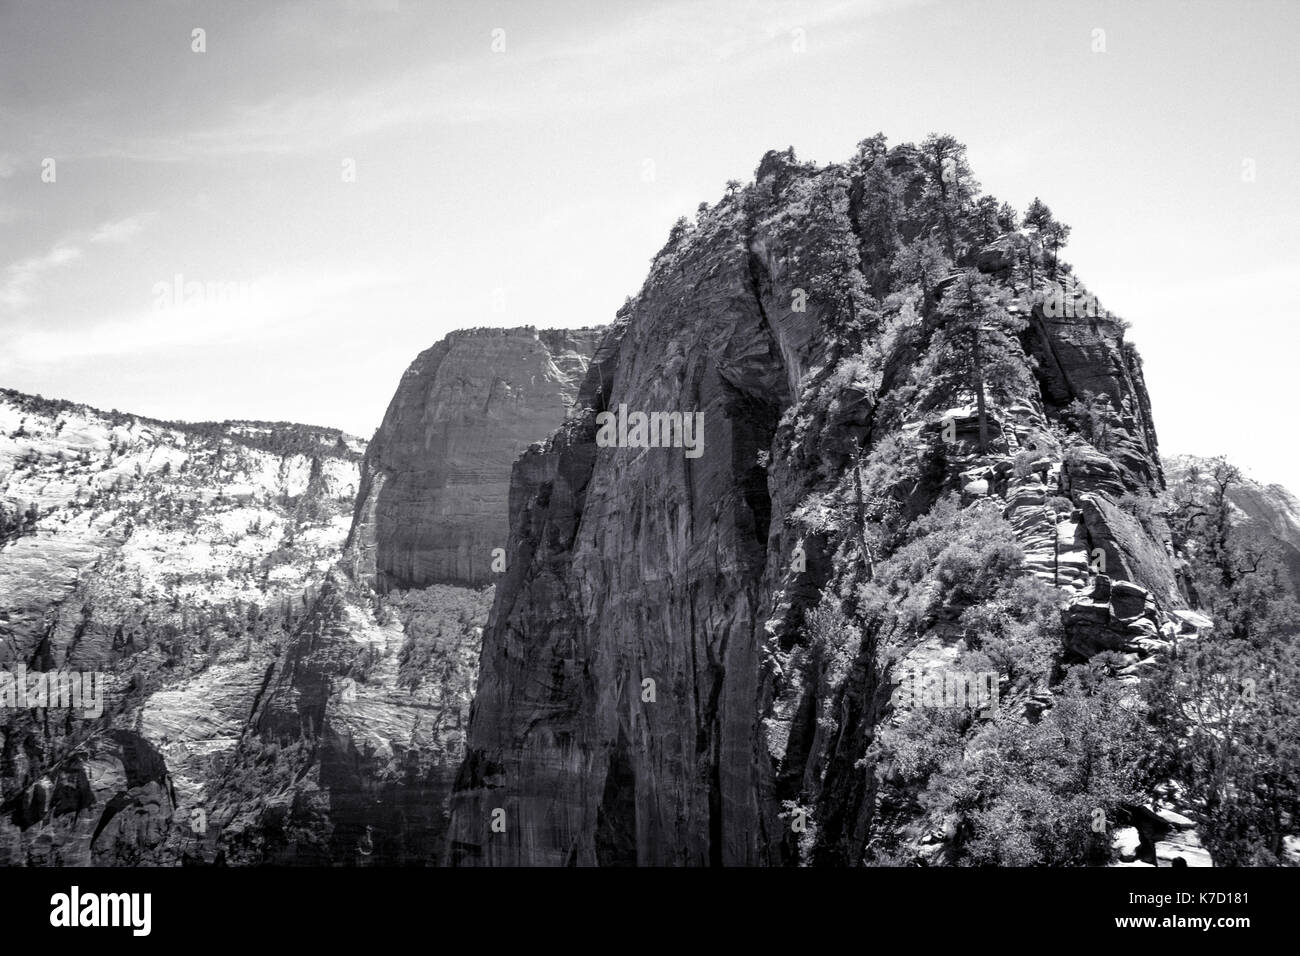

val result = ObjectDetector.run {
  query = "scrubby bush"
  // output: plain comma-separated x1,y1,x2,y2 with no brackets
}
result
957,576,1063,694
870,662,1155,866
858,496,1025,635
393,585,495,692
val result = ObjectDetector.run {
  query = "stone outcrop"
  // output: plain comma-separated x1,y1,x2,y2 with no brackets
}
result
1075,493,1181,605
1112,804,1213,868
1061,574,1168,667
347,327,603,591
445,143,1183,866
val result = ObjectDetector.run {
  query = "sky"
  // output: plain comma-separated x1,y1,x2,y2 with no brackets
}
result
1,0,1297,489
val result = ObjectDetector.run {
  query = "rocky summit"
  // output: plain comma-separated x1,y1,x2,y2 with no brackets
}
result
440,138,1298,867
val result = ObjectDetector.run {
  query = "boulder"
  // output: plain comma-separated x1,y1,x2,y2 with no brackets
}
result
1076,493,1183,606
1110,579,1150,620
1155,832,1213,868
1112,826,1141,862
976,235,1017,274
1062,576,1166,660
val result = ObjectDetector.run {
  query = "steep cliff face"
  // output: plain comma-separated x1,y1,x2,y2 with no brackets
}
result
348,327,603,591
184,325,603,864
447,142,1184,866
179,575,490,866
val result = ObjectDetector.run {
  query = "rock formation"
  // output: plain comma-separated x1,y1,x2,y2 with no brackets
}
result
348,327,603,591
444,139,1198,866
0,322,604,865
8,138,1294,868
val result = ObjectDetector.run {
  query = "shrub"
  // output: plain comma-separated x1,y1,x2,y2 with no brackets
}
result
872,662,1155,865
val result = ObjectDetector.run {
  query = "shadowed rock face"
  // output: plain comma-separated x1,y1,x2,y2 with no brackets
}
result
182,577,491,866
0,387,502,866
348,327,603,591
444,146,1178,867
447,230,800,865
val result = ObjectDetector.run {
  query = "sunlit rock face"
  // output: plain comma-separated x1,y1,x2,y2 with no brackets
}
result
348,326,603,591
0,391,364,864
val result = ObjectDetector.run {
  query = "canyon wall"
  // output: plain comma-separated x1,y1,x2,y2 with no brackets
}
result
0,393,364,864
348,327,603,591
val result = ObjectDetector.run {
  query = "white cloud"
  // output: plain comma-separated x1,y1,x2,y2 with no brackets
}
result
0,214,154,312
0,243,83,311
90,0,930,160
89,214,154,244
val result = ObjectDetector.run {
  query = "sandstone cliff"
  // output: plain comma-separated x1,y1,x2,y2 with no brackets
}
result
0,320,606,865
446,140,1192,866
348,327,603,591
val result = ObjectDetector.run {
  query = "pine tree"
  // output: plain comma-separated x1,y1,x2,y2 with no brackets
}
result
932,271,1031,451
890,237,951,317
854,132,889,165
997,201,1019,233
972,196,1004,245
1021,197,1070,285
857,154,904,292
918,134,979,260
1022,196,1053,233
1045,218,1071,279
